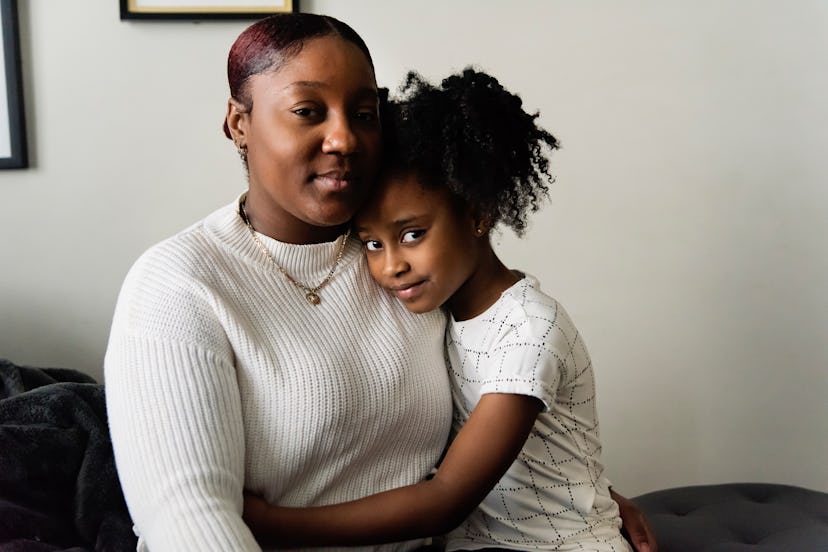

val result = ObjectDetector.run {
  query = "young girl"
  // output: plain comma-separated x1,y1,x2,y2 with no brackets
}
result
243,68,651,552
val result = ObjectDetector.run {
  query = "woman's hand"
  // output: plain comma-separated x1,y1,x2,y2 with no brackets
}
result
611,488,658,552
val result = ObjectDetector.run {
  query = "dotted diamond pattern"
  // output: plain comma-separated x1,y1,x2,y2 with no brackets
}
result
444,277,631,551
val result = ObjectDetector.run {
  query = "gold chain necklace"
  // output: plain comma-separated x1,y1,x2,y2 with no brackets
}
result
239,196,350,305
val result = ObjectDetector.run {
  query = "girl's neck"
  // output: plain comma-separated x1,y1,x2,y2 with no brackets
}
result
447,247,520,322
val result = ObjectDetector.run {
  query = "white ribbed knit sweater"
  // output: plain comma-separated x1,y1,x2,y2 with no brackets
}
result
104,198,453,551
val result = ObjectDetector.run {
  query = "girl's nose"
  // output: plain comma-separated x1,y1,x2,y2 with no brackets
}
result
321,114,358,156
383,252,409,278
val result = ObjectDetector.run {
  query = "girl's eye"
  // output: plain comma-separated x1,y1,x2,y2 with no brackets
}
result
401,230,425,244
363,240,382,251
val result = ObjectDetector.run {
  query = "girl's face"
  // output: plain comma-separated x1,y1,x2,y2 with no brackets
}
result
228,36,381,244
354,172,484,315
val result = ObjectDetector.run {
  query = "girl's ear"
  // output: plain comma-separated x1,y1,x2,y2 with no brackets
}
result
471,212,492,238
225,98,250,147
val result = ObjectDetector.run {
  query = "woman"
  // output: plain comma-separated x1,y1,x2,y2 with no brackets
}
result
104,13,653,552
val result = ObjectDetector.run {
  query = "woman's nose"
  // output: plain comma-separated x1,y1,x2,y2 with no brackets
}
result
321,114,358,156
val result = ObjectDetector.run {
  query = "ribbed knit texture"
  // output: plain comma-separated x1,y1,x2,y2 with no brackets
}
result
104,197,453,551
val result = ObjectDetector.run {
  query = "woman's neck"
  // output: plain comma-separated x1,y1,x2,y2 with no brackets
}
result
243,189,348,245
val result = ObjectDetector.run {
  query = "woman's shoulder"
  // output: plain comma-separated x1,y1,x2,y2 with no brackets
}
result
110,202,245,347
130,200,241,280
113,201,249,321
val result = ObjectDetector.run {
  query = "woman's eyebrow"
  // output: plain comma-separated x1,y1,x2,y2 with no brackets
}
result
282,81,379,99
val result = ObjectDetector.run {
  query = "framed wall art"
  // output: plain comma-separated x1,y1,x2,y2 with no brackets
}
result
120,0,299,20
0,0,27,169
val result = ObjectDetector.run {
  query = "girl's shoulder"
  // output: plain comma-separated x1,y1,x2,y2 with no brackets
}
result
496,275,580,346
501,274,565,320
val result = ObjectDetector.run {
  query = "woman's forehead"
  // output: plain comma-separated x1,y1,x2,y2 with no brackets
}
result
269,36,375,85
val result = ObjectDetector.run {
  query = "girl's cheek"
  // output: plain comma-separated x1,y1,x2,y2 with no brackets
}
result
365,256,385,285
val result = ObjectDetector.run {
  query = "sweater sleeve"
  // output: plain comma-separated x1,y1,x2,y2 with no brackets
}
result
104,250,260,551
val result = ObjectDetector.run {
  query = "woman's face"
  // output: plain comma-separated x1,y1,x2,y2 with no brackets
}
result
230,36,381,243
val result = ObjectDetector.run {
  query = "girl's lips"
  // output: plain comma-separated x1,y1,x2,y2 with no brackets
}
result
392,281,426,301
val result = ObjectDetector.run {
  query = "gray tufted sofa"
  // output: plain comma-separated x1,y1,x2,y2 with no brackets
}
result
633,483,828,551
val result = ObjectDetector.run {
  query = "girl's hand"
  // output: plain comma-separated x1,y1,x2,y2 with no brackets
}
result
612,488,658,552
242,491,273,536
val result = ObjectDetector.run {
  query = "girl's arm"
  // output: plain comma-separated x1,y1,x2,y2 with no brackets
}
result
244,392,543,546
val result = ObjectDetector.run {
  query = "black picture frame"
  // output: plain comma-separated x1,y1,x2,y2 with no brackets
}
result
120,0,300,20
0,0,27,169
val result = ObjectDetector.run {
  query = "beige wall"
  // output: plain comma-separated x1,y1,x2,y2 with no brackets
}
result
1,0,826,496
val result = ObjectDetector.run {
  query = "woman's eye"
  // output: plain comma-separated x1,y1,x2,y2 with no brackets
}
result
401,230,424,243
292,107,319,118
363,240,382,251
355,109,378,123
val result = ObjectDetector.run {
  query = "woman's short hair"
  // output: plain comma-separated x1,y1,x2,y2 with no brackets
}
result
223,13,374,139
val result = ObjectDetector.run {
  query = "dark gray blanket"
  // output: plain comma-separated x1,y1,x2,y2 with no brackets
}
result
0,359,137,551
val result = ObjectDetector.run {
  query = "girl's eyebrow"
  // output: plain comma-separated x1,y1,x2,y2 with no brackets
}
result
354,214,427,234
392,216,424,226
387,214,428,228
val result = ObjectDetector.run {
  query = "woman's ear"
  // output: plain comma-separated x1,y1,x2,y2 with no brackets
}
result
225,98,249,147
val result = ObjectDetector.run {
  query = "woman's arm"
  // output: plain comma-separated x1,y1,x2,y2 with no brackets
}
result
611,488,658,552
244,393,543,546
107,337,260,551
105,253,260,551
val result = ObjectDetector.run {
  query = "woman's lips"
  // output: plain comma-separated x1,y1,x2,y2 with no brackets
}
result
314,171,353,192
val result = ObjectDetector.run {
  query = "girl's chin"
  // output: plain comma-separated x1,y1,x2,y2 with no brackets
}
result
399,299,441,315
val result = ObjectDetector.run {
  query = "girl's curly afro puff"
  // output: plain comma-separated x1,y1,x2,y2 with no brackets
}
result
382,68,559,236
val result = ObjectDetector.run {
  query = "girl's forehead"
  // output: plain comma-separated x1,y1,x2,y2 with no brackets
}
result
378,172,430,201
357,174,445,226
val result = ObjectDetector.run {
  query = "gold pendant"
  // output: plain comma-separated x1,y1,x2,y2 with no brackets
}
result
306,292,321,305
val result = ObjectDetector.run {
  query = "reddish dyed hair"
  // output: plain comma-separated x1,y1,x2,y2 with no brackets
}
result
222,13,374,139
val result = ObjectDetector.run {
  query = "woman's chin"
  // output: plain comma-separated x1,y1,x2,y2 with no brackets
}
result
309,202,363,228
